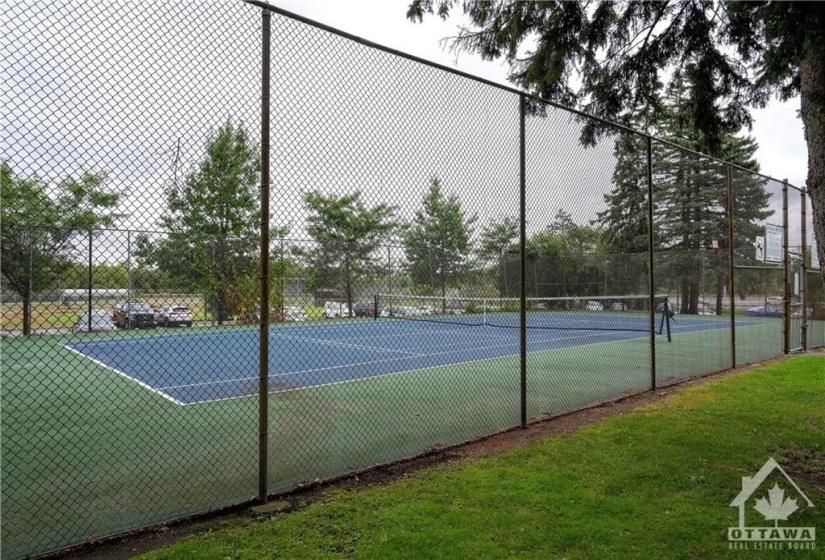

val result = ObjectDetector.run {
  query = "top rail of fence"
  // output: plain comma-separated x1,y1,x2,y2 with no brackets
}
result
240,0,803,192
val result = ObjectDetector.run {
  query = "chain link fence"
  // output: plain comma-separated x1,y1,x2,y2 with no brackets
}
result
1,1,819,557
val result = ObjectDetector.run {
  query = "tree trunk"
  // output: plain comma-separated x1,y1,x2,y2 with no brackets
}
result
216,284,225,326
715,272,725,315
800,36,825,286
22,295,32,336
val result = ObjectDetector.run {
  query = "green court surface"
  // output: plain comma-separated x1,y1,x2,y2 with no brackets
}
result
0,317,816,559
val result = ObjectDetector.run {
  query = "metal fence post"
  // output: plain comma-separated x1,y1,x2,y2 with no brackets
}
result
647,136,656,391
726,166,736,367
801,188,808,350
88,229,93,332
782,179,790,354
258,7,271,504
519,94,527,428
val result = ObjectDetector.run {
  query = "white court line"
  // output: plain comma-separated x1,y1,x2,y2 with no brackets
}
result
271,331,426,356
63,324,670,406
256,329,658,396
62,344,185,406
159,328,641,391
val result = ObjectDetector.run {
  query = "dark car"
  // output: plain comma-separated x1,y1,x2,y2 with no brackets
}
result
743,305,783,318
114,301,157,329
352,302,376,317
72,309,117,333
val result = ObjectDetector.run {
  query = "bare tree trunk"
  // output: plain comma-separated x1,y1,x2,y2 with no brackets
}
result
22,295,32,336
715,272,725,315
801,38,825,288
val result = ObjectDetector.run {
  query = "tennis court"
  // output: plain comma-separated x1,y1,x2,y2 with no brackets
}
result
63,311,738,406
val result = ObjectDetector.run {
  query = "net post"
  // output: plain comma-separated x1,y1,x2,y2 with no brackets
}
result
665,296,671,343
373,293,379,320
658,299,664,335
257,7,271,505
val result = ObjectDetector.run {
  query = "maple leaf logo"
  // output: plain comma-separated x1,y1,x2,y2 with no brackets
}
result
753,484,799,526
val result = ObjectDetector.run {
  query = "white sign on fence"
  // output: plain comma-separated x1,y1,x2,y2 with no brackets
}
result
765,224,783,264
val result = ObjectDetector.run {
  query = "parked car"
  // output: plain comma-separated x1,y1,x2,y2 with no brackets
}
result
380,305,413,317
157,305,193,327
584,300,603,311
282,306,307,321
743,305,783,318
791,308,813,319
696,303,716,316
610,302,628,311
72,309,117,333
114,300,157,329
352,302,375,317
323,301,347,318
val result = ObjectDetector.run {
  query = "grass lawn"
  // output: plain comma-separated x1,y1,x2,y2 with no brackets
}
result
138,354,825,560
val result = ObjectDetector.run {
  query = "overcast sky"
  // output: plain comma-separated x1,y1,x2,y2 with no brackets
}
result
270,0,809,190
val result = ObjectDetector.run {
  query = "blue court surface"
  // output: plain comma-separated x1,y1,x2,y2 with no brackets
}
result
64,314,736,405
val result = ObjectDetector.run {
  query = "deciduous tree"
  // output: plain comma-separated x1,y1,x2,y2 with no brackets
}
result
304,191,395,316
142,121,260,324
0,163,121,335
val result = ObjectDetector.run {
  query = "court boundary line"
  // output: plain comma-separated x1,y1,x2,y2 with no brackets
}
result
61,320,767,407
164,329,661,405
62,344,186,406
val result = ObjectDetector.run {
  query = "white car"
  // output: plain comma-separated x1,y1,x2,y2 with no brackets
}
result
157,305,193,327
282,306,307,321
696,303,716,316
72,309,117,333
584,301,604,311
323,301,347,318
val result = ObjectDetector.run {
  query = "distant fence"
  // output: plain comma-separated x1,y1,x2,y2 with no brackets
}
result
1,1,820,558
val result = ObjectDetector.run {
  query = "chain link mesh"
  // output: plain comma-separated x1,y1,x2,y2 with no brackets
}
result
1,2,820,557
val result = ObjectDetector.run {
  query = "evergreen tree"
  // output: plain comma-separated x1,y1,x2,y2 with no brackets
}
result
597,82,773,313
404,177,477,305
407,1,825,279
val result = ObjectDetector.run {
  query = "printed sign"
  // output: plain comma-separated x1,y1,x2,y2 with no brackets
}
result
765,224,783,264
755,236,765,262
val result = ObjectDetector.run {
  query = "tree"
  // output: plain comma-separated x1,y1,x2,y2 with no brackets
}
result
143,121,260,324
304,191,395,316
1,162,121,335
407,1,825,278
404,177,477,304
522,210,605,299
598,81,772,313
477,216,519,297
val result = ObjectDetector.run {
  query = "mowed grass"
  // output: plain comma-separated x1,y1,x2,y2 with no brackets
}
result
139,355,825,560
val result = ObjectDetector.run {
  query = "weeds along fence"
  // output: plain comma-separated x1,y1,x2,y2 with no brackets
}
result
1,1,821,558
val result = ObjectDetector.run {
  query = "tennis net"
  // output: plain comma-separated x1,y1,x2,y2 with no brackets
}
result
374,294,673,334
